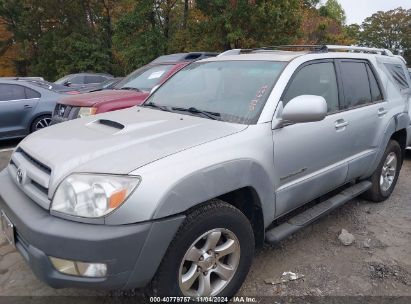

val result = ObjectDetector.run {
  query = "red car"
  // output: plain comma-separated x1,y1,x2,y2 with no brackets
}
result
51,52,218,124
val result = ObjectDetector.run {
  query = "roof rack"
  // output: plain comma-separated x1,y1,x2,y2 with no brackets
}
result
218,45,326,56
218,45,394,57
326,45,394,56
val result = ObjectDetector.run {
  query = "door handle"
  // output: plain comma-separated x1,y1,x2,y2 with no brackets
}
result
335,120,349,130
378,108,388,117
23,104,33,109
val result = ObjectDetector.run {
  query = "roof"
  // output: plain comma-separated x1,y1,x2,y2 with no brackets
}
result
201,45,403,63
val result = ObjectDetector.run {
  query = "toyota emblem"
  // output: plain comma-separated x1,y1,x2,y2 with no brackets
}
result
59,106,65,116
16,168,24,184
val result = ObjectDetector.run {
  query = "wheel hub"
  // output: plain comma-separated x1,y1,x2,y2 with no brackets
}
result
198,253,216,271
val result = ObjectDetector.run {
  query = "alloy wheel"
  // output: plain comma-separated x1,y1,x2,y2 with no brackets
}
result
178,228,240,297
34,117,52,131
380,152,397,192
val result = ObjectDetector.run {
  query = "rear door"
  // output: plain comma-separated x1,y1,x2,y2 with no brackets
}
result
0,84,40,138
336,59,386,180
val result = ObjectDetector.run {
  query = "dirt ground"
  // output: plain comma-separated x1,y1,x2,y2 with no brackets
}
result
0,141,410,299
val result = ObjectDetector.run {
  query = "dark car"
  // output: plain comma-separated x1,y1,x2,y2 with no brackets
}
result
0,80,74,140
54,73,113,90
52,52,218,123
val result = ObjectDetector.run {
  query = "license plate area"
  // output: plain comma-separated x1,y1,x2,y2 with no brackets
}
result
1,211,15,246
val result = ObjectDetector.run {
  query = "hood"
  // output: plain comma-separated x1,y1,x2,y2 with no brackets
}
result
19,107,247,194
59,89,148,107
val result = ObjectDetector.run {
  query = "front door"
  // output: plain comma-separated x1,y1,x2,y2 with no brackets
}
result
273,60,351,216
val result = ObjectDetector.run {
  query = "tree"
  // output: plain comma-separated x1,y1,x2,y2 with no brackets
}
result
359,8,411,63
319,0,346,25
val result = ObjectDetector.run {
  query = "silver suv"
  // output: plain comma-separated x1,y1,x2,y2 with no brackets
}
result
1,45,411,298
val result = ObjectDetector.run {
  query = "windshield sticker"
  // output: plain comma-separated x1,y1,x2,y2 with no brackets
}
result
249,85,269,111
148,71,165,79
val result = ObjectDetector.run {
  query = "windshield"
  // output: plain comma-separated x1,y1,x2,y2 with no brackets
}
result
145,61,286,124
55,75,72,84
117,64,175,92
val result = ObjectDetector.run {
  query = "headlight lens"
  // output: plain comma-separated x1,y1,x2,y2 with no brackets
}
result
51,174,141,218
78,107,97,118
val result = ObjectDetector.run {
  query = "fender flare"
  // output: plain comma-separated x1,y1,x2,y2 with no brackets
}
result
153,159,275,228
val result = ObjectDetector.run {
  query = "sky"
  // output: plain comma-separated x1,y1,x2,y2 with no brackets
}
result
337,0,411,24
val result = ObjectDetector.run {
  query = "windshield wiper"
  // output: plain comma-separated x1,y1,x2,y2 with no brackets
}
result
143,102,172,112
121,87,142,92
172,107,221,120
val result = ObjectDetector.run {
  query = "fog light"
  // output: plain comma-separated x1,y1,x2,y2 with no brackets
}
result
50,257,107,278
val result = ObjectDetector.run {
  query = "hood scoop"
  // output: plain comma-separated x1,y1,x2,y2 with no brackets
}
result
87,119,125,134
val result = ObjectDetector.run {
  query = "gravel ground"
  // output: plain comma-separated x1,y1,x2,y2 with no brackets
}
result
0,142,410,300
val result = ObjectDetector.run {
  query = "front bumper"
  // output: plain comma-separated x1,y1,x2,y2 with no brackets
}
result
0,169,184,289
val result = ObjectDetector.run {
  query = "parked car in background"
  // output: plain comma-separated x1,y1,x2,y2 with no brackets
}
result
1,77,45,81
1,46,409,297
24,79,82,94
54,73,113,90
0,79,74,140
51,52,218,124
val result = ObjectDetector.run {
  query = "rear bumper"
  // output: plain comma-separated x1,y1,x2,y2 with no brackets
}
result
0,169,184,289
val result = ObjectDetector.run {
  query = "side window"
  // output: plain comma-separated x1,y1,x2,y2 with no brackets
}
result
283,62,339,113
84,76,104,84
0,84,26,101
384,63,409,90
25,87,41,99
366,65,383,102
69,76,84,84
339,61,371,108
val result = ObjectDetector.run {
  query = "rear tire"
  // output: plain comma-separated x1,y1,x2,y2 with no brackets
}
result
363,140,402,202
30,115,52,133
152,200,254,299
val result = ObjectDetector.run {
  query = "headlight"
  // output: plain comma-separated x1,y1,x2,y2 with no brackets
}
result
51,174,141,218
78,107,97,118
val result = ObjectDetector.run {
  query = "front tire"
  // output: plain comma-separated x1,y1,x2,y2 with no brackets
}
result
153,200,254,298
363,140,402,202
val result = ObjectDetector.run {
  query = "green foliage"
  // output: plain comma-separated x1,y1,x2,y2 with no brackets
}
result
359,8,411,64
113,0,166,74
0,1,410,77
319,0,346,24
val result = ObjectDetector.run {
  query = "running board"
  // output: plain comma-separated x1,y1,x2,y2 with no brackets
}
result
265,181,372,245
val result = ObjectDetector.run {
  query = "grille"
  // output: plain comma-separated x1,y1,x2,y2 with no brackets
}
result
9,149,52,210
53,104,80,121
17,148,51,174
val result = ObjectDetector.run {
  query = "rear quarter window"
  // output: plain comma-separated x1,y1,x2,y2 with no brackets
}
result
384,63,409,90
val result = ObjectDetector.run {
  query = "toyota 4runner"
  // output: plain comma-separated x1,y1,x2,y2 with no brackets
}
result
1,45,411,298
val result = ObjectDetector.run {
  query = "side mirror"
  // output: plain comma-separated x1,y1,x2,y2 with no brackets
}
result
281,95,327,124
64,81,72,87
150,85,160,95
